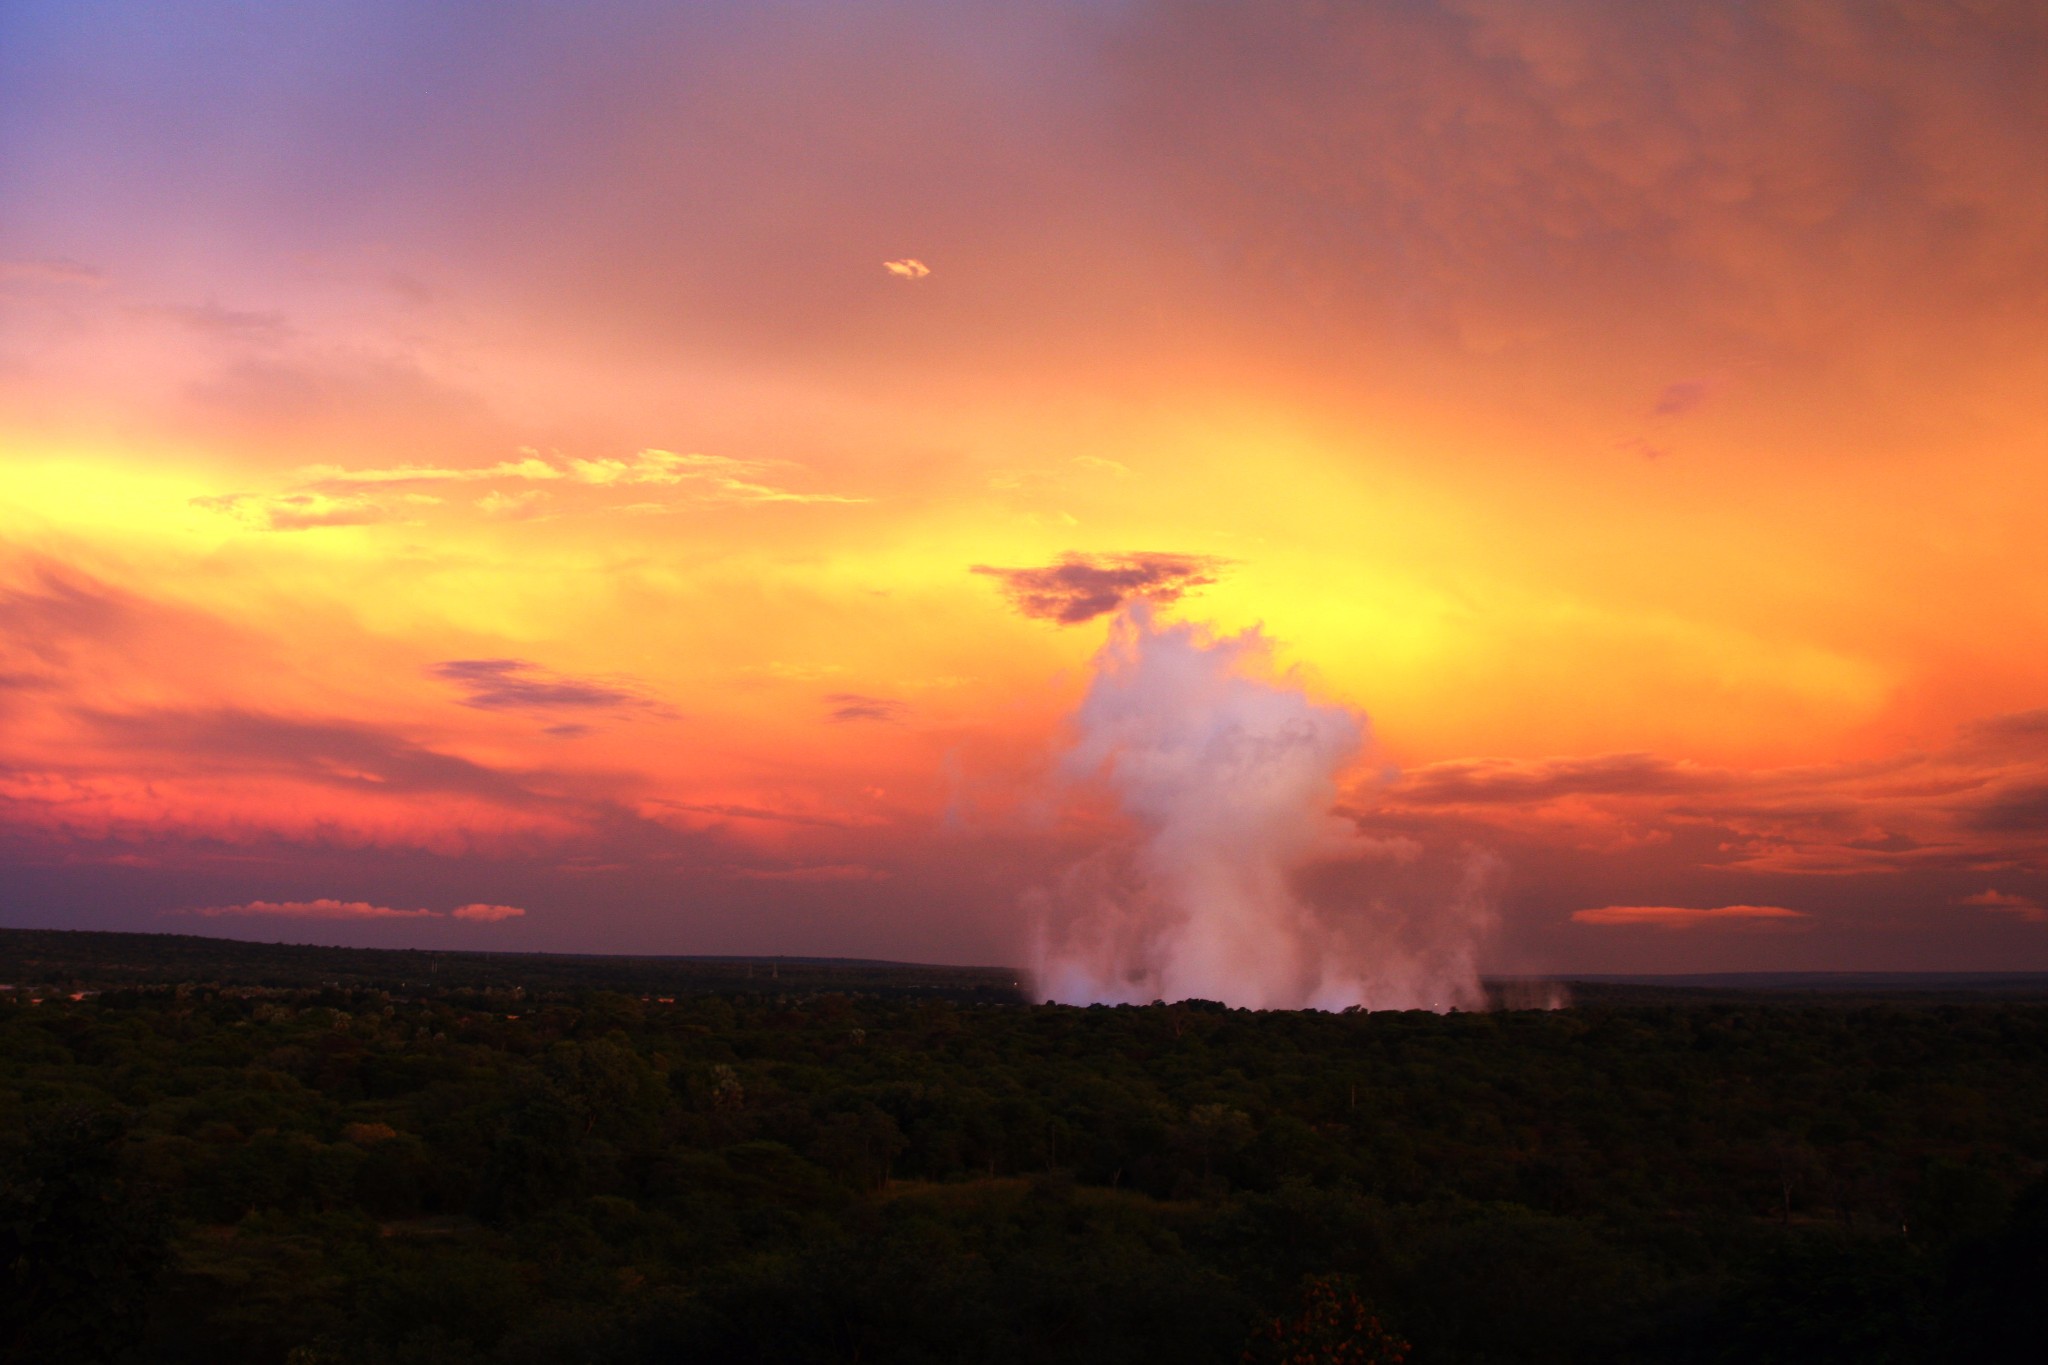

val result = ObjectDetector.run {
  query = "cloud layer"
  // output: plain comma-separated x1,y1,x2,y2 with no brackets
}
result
3,2,2046,972
1570,905,1805,929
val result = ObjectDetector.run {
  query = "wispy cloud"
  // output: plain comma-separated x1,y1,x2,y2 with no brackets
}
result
0,257,104,287
206,449,864,517
1396,753,1723,805
1957,889,2044,921
476,489,549,517
188,897,526,921
299,456,563,485
1652,378,1719,417
430,658,655,715
972,552,1228,624
1572,904,1806,928
191,898,439,920
1369,718,2048,880
823,693,907,723
729,863,890,882
129,302,290,343
883,258,930,279
79,706,572,810
192,491,412,531
573,449,866,503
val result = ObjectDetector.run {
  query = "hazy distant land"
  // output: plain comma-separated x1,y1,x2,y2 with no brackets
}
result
6,927,2046,1008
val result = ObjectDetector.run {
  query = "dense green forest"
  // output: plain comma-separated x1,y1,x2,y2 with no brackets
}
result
3,930,2045,1363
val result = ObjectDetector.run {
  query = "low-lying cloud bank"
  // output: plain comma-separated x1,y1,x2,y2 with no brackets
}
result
189,898,525,922
1571,904,1805,929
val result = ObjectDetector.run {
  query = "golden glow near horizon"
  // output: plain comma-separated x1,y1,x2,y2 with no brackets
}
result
3,1,2047,971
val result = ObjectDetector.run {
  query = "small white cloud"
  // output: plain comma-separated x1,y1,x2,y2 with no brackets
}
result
477,489,548,516
883,258,931,279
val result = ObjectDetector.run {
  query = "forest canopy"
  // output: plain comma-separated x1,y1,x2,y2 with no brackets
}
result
3,929,2045,1363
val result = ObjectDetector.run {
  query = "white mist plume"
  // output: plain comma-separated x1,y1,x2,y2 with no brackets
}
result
1031,605,1493,1012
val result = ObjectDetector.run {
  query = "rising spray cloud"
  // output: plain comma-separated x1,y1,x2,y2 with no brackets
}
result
1031,605,1493,1011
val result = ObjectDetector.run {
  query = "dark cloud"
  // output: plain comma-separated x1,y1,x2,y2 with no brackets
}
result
1117,0,2048,359
1393,753,1721,805
971,552,1227,624
82,707,561,809
1341,710,2048,970
823,693,907,723
649,800,854,830
1652,379,1715,416
0,566,250,700
431,659,646,713
0,568,137,663
1966,709,2048,744
729,863,890,882
1965,782,2048,833
1571,903,1806,929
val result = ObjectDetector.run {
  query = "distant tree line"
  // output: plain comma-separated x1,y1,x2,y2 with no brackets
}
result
2,944,2045,1361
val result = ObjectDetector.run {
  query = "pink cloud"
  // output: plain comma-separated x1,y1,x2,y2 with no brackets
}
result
450,902,527,921
1956,889,2044,921
1572,904,1807,929
188,898,527,922
192,898,438,920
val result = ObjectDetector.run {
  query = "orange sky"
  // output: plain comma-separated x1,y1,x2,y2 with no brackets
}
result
4,0,2047,972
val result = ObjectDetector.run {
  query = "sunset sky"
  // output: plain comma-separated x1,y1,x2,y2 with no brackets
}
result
4,0,2047,975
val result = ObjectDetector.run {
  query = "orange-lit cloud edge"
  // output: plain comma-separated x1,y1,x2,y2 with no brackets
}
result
3,1,2046,974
